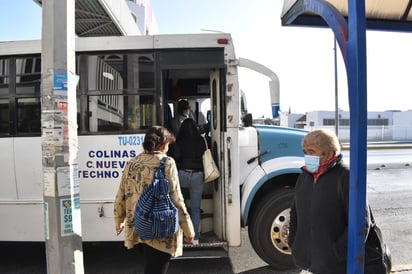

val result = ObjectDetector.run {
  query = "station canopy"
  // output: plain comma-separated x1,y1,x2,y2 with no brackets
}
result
281,0,412,32
33,0,139,36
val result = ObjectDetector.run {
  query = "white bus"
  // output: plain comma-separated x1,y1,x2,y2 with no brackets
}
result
0,33,307,270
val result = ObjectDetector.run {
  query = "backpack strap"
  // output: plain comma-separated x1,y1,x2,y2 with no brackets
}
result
155,156,168,179
153,157,169,198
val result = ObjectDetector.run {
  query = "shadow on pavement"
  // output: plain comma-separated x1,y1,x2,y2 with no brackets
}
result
0,242,300,274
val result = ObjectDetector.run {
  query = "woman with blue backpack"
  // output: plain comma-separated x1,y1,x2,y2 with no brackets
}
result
114,126,195,274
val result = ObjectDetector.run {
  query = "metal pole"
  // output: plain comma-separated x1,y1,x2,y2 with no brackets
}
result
334,37,339,137
346,0,368,273
41,0,84,273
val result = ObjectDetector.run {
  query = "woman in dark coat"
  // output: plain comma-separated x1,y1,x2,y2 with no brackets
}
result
171,118,207,244
288,129,371,274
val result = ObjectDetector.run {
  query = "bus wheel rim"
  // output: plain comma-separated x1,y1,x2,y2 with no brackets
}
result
270,208,291,255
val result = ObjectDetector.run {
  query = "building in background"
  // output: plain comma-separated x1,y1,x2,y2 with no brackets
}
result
33,0,158,37
127,0,158,35
280,110,412,142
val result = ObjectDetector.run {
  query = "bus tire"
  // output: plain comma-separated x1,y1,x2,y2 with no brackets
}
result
247,187,297,270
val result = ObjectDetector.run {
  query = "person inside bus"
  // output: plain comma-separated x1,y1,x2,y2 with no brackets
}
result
242,113,253,127
170,99,191,136
171,118,207,245
114,126,195,274
288,129,371,274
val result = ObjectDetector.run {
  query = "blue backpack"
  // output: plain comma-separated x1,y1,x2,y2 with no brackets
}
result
134,157,179,240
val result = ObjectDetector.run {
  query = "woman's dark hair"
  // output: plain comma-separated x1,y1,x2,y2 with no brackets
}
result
177,118,199,140
143,126,175,152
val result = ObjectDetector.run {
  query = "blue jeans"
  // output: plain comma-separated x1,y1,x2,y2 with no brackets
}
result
178,170,204,240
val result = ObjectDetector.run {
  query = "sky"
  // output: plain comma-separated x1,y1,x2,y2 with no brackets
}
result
1,0,411,117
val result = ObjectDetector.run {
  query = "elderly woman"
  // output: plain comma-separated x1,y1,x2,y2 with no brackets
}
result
114,126,195,274
288,129,371,274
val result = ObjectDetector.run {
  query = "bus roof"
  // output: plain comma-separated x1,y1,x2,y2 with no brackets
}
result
0,33,233,56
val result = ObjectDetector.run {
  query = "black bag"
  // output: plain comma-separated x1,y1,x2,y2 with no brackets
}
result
336,176,392,273
134,157,179,240
364,208,392,274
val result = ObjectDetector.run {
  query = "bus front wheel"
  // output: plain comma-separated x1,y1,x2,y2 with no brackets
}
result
247,187,296,270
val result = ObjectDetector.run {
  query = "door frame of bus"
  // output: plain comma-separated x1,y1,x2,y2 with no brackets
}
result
282,0,368,273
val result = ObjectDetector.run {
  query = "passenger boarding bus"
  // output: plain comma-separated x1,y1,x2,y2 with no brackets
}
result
0,33,307,270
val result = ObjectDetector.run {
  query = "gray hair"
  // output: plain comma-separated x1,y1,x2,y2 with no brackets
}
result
302,129,341,156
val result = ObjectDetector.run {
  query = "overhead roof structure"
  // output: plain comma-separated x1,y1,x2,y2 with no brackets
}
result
33,0,139,36
282,0,412,32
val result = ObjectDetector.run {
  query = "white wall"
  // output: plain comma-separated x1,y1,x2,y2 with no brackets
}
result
393,110,412,140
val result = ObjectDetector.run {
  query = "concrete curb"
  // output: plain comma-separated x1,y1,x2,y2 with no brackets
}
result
391,264,412,273
367,162,412,170
342,144,412,150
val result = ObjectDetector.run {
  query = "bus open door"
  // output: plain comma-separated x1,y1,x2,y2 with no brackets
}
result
209,69,226,242
210,68,242,249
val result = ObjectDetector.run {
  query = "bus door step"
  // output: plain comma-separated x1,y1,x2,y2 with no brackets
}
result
178,244,228,259
183,241,227,249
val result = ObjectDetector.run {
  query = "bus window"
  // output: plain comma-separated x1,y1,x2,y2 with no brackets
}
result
139,95,156,128
0,59,9,87
77,52,158,134
211,79,218,130
125,95,157,131
86,94,156,133
0,99,9,134
137,55,155,88
17,98,41,134
16,57,41,94
81,54,155,92
0,59,8,134
88,94,124,132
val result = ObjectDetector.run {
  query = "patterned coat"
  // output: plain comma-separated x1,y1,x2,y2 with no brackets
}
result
114,152,195,257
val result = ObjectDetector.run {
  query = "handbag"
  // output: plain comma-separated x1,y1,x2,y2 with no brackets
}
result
337,180,392,274
202,138,220,183
364,207,392,274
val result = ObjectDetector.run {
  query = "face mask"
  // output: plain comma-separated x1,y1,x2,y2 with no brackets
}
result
304,155,320,173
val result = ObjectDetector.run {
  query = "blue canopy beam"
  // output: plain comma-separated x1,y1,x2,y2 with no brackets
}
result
281,0,348,67
346,0,368,273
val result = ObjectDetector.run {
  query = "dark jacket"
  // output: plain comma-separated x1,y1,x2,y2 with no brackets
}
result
289,155,352,274
171,136,206,171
